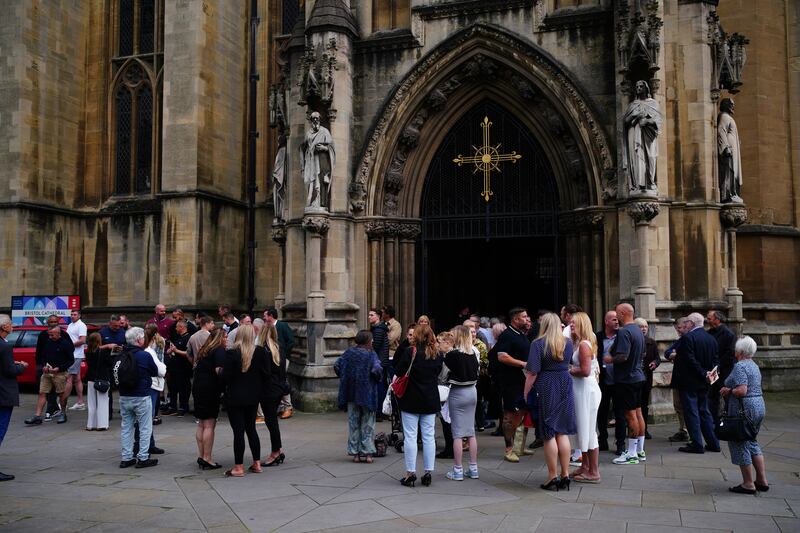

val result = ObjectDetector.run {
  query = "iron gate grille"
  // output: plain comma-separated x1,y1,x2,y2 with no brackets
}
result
421,99,560,240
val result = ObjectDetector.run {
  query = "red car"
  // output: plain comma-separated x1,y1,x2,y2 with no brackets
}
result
7,325,99,385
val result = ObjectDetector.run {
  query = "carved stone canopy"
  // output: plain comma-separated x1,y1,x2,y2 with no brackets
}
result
707,11,749,99
626,200,661,224
616,0,663,92
302,214,330,235
720,204,748,229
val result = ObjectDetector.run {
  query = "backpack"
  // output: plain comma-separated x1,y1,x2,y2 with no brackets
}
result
112,347,140,390
374,432,389,457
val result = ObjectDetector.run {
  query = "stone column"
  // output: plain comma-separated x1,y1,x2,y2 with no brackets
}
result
302,213,329,322
271,224,287,310
721,204,748,335
397,223,421,329
365,221,385,308
384,224,399,309
627,200,661,320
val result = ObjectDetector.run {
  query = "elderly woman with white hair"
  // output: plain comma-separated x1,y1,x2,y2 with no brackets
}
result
721,336,769,494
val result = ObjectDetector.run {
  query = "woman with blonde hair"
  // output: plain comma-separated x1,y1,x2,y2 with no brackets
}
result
256,324,287,467
524,313,577,491
223,324,268,476
443,325,480,481
568,312,602,482
192,327,226,469
394,323,442,487
141,324,167,454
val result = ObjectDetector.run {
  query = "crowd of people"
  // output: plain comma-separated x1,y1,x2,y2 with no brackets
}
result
0,302,770,495
338,303,770,493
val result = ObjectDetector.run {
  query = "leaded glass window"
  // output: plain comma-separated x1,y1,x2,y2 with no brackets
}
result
111,0,163,196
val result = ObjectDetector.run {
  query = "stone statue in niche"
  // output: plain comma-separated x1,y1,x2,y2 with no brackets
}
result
717,98,743,203
300,111,336,209
272,134,287,223
624,80,662,194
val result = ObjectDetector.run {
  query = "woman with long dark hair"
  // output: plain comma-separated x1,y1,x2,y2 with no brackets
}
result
394,323,442,487
223,325,267,477
193,326,226,469
257,324,287,467
84,332,109,431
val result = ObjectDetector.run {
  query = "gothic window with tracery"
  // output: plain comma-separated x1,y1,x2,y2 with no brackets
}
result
372,0,410,32
281,0,302,35
111,0,163,196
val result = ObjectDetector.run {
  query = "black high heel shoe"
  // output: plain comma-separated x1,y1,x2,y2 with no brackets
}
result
400,473,417,487
421,472,432,486
199,458,223,470
540,477,560,491
260,453,285,467
558,476,571,491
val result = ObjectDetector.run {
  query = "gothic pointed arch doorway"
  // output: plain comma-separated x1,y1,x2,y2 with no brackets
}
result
417,99,565,329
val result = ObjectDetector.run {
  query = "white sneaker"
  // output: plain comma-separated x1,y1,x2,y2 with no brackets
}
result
68,403,86,411
612,453,640,465
637,451,647,462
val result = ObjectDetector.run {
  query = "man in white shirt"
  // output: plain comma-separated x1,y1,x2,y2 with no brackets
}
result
65,310,87,410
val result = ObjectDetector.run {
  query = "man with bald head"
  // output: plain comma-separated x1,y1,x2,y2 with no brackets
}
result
605,303,646,465
146,304,175,340
671,312,720,454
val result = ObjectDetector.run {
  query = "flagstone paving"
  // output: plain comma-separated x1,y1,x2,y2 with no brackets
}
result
0,392,798,532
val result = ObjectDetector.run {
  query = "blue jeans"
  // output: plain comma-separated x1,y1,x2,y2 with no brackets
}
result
347,403,376,455
679,388,720,450
401,411,436,473
134,388,159,451
120,396,152,461
0,406,12,448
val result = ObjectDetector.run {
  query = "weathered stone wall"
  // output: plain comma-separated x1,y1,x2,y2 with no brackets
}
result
0,1,88,206
717,0,799,305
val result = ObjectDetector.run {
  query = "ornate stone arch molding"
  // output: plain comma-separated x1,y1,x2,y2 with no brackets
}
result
350,23,616,217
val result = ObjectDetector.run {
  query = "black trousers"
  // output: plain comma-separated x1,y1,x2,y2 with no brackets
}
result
440,417,453,452
475,374,490,427
167,366,191,411
598,379,626,448
707,379,724,427
227,404,260,464
260,396,283,453
641,372,654,429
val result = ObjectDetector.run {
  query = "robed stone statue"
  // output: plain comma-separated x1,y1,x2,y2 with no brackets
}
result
624,80,662,194
718,98,743,203
272,134,287,222
299,111,335,209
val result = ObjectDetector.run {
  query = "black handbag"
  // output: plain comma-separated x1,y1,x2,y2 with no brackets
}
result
93,379,111,393
715,397,757,442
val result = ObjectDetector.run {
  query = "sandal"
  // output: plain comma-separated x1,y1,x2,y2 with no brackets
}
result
248,465,262,473
755,482,769,492
352,454,362,463
573,474,601,484
364,454,373,464
224,469,244,478
729,484,756,495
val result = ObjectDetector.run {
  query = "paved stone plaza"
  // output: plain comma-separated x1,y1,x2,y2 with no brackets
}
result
0,392,798,533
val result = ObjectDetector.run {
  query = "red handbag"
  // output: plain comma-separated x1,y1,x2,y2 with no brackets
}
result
391,347,417,399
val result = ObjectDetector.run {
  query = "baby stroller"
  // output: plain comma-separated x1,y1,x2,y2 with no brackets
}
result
387,391,404,452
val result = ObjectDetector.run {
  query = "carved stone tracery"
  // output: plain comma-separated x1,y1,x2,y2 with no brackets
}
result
350,24,615,216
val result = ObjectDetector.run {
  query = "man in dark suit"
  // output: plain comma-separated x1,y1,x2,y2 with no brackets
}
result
671,312,720,454
706,309,736,426
0,314,29,481
265,308,296,419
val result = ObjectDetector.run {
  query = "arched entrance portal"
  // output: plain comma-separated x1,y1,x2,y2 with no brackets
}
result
418,100,565,328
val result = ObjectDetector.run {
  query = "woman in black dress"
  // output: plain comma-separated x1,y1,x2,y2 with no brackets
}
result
224,325,268,477
193,327,226,469
257,324,287,467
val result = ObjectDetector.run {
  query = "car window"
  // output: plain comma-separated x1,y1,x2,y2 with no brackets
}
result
18,331,40,348
6,331,21,346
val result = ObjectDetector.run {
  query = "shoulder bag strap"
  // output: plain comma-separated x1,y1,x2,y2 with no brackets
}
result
404,346,417,377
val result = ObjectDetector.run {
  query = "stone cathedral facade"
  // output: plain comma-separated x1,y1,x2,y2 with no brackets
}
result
1,0,798,409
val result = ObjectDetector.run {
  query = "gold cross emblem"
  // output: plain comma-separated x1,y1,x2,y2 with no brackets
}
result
452,116,522,202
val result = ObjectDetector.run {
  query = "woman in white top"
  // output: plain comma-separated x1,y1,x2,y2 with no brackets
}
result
568,312,602,482
143,324,168,453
